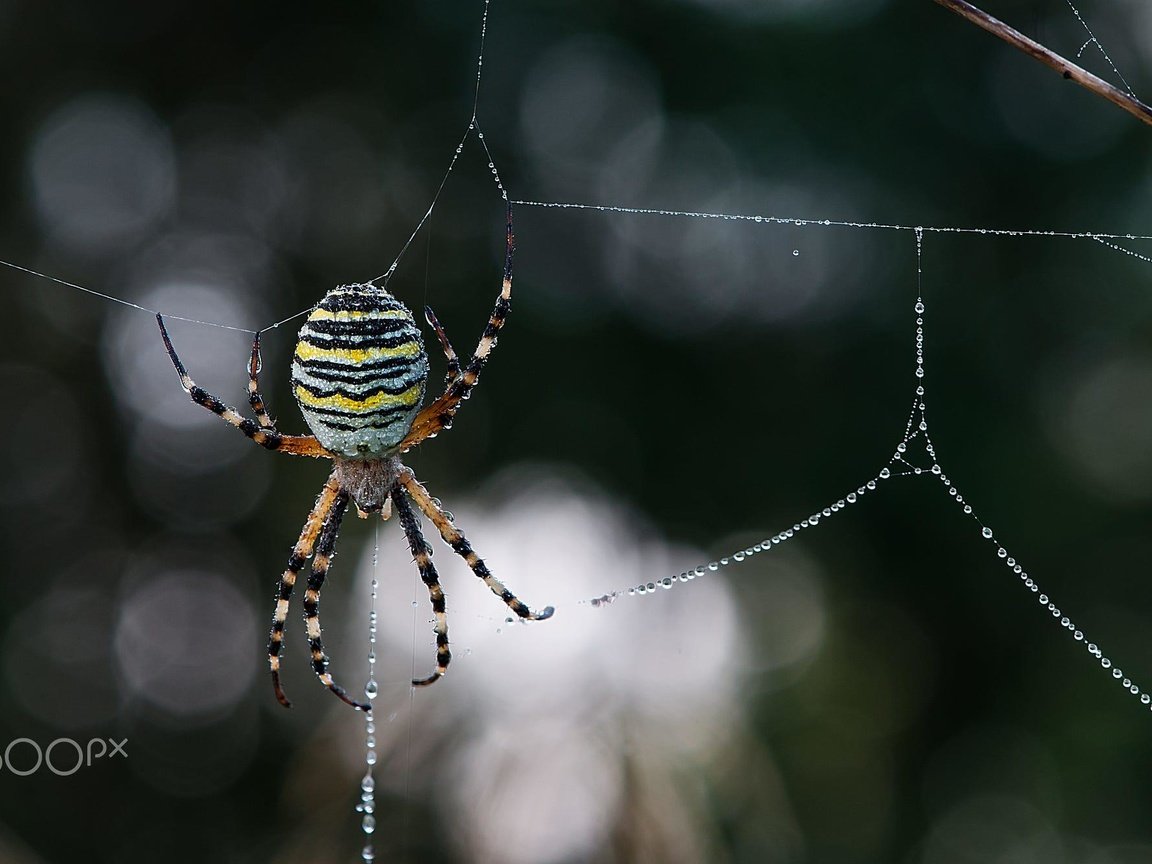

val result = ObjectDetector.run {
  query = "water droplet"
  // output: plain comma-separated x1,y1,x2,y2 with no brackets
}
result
362,815,377,833
915,300,925,314
707,562,719,572
792,249,799,256
879,468,891,479
981,527,993,539
364,679,378,699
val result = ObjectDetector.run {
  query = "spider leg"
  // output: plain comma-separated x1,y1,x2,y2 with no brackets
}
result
424,306,461,387
391,487,451,686
157,315,328,457
399,203,515,452
269,473,341,707
247,330,275,429
398,470,555,622
302,488,369,710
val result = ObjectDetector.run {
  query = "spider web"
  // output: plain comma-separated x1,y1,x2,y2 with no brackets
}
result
1,0,1149,711
2,0,1152,859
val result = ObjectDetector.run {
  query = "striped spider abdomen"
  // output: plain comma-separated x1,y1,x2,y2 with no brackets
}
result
291,283,429,458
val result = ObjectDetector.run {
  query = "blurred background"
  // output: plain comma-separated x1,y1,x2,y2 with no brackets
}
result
2,0,1152,861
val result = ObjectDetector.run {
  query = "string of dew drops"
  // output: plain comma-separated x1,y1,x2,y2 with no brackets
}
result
581,289,1152,716
357,524,381,863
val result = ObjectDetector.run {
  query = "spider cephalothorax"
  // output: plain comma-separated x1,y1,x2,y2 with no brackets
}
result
158,207,553,711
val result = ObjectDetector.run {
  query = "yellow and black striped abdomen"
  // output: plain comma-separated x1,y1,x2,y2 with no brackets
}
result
291,284,428,458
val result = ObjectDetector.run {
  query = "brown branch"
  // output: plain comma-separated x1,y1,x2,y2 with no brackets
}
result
933,0,1152,128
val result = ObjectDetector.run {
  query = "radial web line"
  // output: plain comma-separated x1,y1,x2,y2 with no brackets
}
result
580,229,1152,715
1066,0,1138,99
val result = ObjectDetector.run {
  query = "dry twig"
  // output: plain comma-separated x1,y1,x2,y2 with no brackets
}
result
933,0,1152,128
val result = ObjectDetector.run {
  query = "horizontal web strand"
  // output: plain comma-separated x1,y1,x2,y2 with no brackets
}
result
509,199,1152,242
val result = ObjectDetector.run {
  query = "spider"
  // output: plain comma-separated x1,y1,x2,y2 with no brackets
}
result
157,206,554,711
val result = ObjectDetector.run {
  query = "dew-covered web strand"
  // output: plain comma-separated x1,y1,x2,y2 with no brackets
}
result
580,230,1152,716
1065,0,1138,99
357,521,381,863
367,0,507,289
508,199,1152,243
1092,235,1152,265
0,0,510,339
9,176,1152,335
0,259,258,334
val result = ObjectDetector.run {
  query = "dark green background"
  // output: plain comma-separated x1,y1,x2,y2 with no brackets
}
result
1,1,1151,861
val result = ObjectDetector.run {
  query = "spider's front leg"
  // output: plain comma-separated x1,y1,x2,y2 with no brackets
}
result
424,306,461,387
156,315,328,457
398,470,555,622
246,330,275,429
400,203,515,451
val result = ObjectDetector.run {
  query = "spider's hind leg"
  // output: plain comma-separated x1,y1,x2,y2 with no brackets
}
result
269,474,341,707
392,487,451,686
302,489,369,711
399,470,555,623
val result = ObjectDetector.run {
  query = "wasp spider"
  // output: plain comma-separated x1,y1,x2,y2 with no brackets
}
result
158,207,554,711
